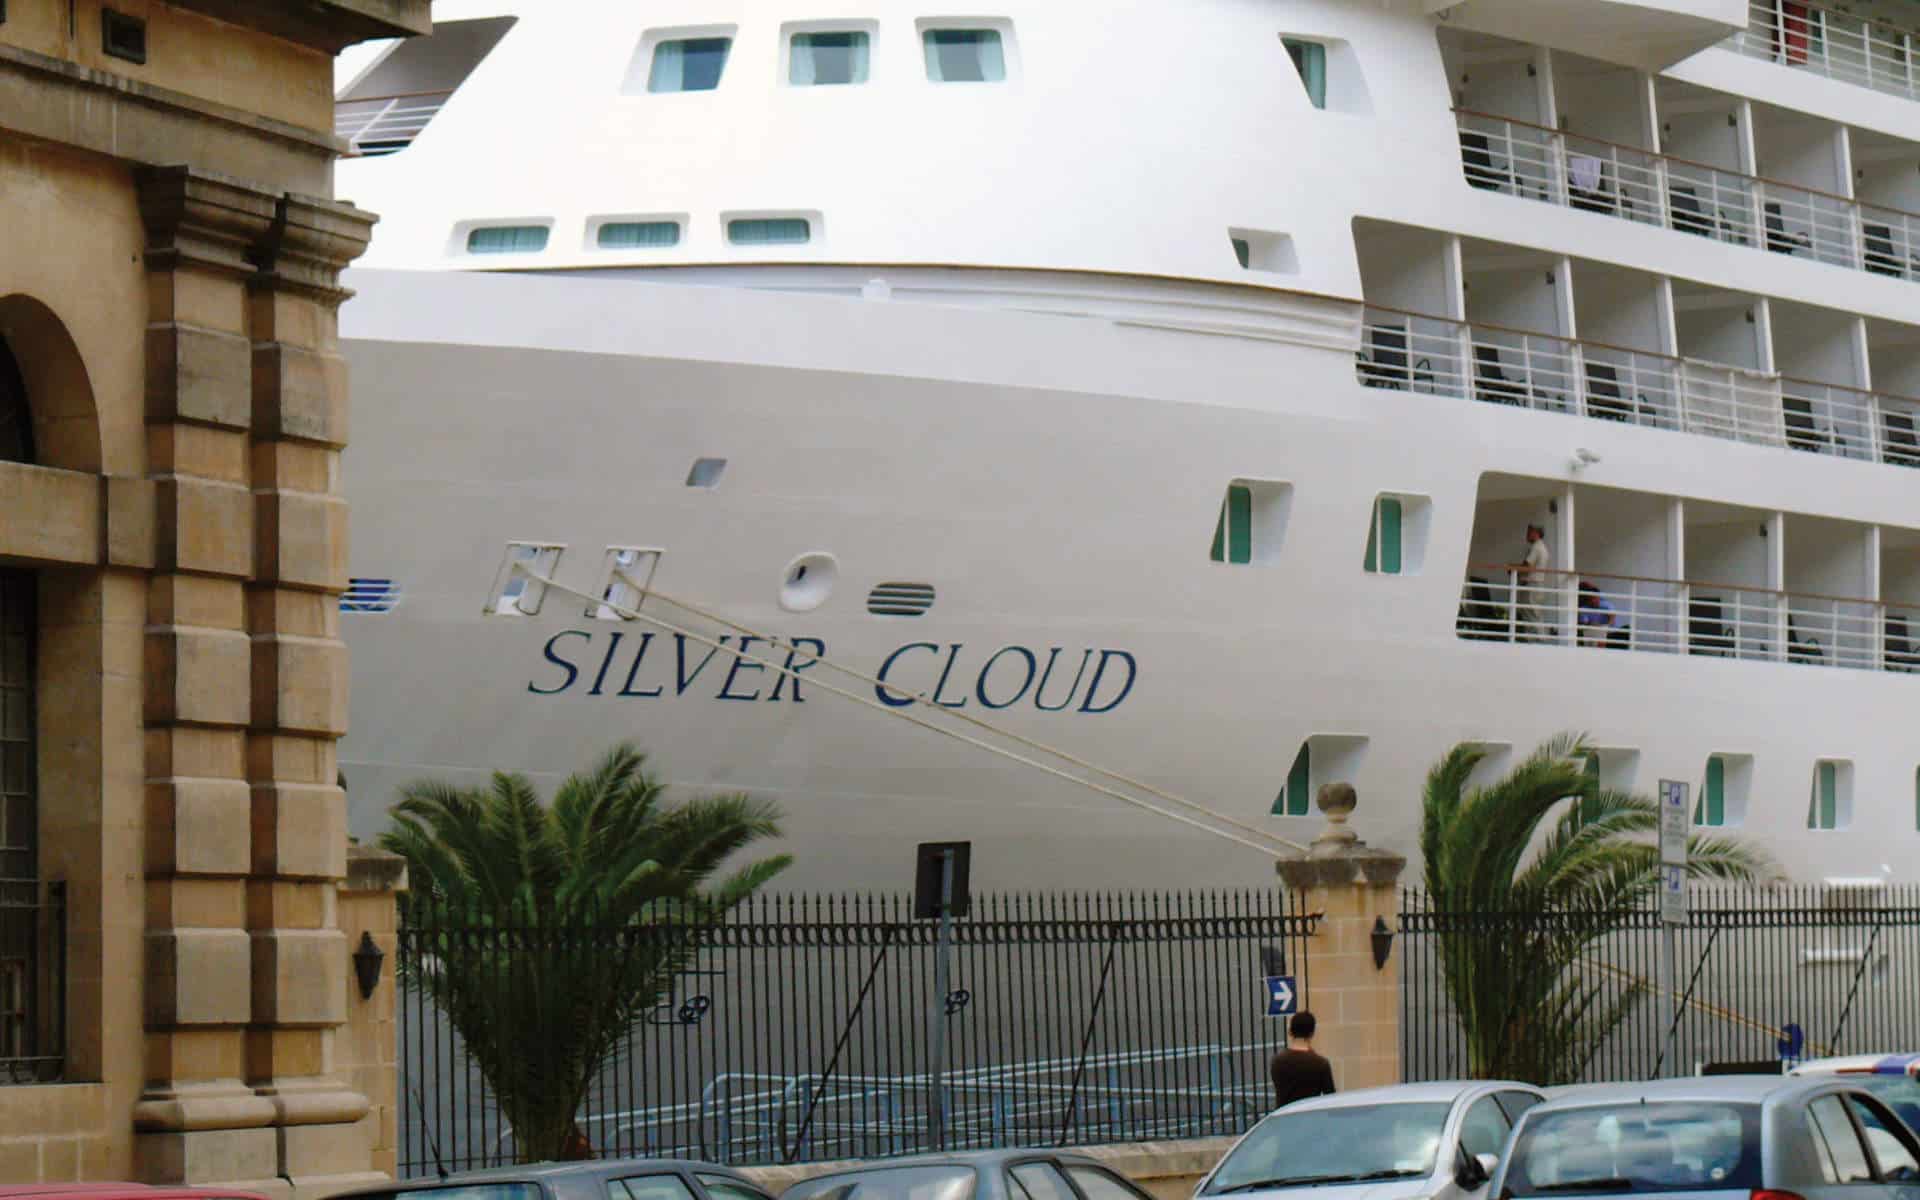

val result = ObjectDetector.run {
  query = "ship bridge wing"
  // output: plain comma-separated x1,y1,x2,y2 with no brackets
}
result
1426,0,1747,71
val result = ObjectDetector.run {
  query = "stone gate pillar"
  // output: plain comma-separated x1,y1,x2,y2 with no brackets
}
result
1274,783,1407,1091
132,165,380,1198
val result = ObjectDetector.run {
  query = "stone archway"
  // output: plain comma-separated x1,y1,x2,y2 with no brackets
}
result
0,295,101,475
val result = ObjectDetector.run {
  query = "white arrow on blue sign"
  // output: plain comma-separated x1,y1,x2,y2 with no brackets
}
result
1266,975,1297,1018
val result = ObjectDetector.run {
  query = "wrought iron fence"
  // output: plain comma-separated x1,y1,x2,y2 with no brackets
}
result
0,879,64,1085
1402,885,1920,1084
399,890,1316,1176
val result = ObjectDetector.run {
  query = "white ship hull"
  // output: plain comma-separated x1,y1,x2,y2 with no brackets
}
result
338,266,1916,889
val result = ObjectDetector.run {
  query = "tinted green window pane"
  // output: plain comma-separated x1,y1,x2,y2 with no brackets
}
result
791,31,870,85
467,225,549,254
598,221,681,249
1285,744,1311,816
1210,503,1227,563
924,29,1005,83
1363,517,1378,573
1227,485,1252,565
1704,757,1725,827
728,218,811,246
650,37,732,92
1286,39,1327,109
1816,762,1837,829
1232,238,1251,269
1379,498,1403,575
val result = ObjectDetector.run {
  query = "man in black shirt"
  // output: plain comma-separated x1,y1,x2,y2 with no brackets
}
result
1270,1011,1336,1109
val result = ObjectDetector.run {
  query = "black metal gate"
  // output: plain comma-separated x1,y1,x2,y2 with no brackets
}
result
1402,885,1920,1083
399,889,1316,1175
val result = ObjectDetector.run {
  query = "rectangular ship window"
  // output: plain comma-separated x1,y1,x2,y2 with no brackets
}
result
589,548,662,620
650,36,733,92
923,28,1006,83
791,31,871,86
1283,37,1326,108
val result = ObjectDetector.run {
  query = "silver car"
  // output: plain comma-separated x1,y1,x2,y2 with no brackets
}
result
1195,1082,1547,1200
1490,1075,1920,1200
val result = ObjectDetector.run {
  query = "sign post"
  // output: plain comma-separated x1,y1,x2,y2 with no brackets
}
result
1657,779,1689,1077
915,842,972,1152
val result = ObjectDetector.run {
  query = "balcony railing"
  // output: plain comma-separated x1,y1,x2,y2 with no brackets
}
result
1455,109,1920,282
1459,566,1916,673
335,90,454,156
0,880,63,1085
1725,0,1920,103
1358,305,1920,468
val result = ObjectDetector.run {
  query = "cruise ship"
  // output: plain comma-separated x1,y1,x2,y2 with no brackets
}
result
330,0,1920,891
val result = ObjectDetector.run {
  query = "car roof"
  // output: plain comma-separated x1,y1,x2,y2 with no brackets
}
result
1526,1075,1826,1110
787,1149,1105,1181
1261,1080,1533,1115
331,1158,749,1196
1794,1054,1920,1078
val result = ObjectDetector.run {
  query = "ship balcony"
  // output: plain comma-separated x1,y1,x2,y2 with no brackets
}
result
336,89,454,156
1722,0,1920,103
1426,0,1747,72
1357,305,1920,468
1454,109,1920,283
1457,565,1920,674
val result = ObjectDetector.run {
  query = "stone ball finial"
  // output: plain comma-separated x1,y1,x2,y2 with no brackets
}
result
1317,781,1357,820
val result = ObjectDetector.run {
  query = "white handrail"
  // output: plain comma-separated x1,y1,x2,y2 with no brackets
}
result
1727,0,1920,103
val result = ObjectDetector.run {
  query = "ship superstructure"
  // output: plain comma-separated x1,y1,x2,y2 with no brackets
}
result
333,0,1920,888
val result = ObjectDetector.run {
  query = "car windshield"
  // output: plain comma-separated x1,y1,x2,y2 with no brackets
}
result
1858,1076,1920,1133
781,1167,975,1200
1504,1102,1761,1196
356,1188,543,1200
1205,1102,1453,1193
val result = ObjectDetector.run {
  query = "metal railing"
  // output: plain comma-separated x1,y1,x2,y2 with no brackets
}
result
0,880,64,1086
1454,109,1920,282
1404,886,1920,1085
1725,0,1920,103
1358,306,1920,469
398,890,1316,1175
334,90,454,156
1459,564,1915,674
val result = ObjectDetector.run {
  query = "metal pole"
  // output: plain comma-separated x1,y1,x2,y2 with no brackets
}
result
927,849,955,1151
1661,922,1680,1078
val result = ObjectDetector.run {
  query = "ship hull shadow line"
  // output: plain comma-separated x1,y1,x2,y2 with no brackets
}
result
512,565,1310,860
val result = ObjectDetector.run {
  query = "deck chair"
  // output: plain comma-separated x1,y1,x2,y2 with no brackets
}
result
1884,410,1920,467
1359,325,1410,389
1783,396,1827,453
1583,362,1638,422
1787,616,1824,664
1457,576,1507,642
1669,185,1736,241
1864,223,1906,278
1472,345,1532,406
1459,131,1513,192
1764,203,1812,255
1689,596,1735,657
1885,615,1919,672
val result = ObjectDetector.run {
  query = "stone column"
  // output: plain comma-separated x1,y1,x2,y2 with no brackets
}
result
243,190,381,1197
135,166,285,1191
133,166,381,1197
1274,783,1407,1091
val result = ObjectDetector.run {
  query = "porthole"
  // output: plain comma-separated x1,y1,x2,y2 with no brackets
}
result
780,553,838,612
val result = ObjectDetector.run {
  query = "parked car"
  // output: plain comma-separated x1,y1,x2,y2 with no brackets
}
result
1490,1075,1920,1200
778,1149,1156,1200
1193,1082,1548,1200
1793,1056,1920,1133
330,1158,775,1200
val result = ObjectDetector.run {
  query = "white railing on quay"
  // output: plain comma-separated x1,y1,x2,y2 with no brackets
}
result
1461,565,1920,674
1359,306,1920,472
1726,0,1920,103
335,90,453,155
1454,109,1920,283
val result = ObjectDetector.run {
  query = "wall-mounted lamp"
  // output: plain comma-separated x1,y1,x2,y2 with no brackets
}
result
352,930,386,1000
1370,917,1395,971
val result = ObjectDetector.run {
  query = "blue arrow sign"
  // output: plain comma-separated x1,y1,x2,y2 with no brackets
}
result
1266,975,1297,1018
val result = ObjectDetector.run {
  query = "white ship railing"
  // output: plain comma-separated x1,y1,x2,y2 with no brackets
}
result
1454,110,1920,282
1358,305,1920,470
335,89,453,155
1724,0,1920,103
1461,566,1910,673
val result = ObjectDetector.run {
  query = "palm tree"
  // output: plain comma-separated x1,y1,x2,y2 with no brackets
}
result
381,741,791,1163
1419,732,1773,1084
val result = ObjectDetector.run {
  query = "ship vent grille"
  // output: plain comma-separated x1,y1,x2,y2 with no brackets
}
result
867,582,935,617
342,578,400,614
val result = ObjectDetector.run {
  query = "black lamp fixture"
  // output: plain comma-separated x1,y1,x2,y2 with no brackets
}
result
352,930,386,1000
1370,917,1395,971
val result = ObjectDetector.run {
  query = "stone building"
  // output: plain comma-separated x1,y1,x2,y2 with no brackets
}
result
0,0,427,1191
